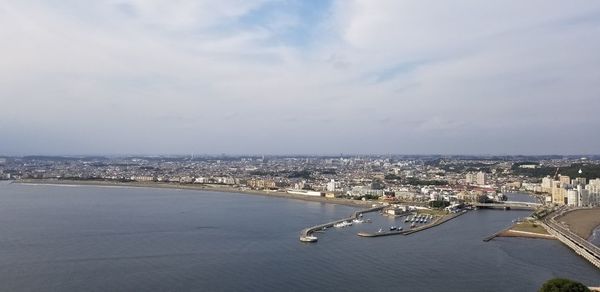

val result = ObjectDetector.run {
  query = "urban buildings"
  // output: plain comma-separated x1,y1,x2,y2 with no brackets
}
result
1,155,599,206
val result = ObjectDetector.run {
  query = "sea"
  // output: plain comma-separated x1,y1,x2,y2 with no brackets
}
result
0,183,598,291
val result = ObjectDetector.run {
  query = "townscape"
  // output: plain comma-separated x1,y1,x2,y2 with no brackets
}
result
2,155,600,207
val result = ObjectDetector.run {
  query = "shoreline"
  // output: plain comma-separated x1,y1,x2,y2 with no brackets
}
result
12,179,376,208
557,208,600,241
498,229,556,240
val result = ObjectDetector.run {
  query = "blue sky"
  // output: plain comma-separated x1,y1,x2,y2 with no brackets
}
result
1,0,599,155
235,0,333,47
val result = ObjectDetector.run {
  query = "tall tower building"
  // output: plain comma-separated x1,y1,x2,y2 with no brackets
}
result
476,171,487,185
558,175,571,185
326,179,337,192
465,173,477,184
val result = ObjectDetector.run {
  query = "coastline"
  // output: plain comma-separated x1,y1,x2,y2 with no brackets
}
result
557,208,600,241
13,179,376,208
498,229,555,240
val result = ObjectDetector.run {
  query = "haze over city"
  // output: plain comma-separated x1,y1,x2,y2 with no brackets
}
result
2,0,600,155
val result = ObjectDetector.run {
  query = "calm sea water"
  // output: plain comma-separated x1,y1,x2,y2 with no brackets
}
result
0,183,598,291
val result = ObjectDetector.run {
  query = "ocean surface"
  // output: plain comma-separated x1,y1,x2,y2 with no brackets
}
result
0,183,598,291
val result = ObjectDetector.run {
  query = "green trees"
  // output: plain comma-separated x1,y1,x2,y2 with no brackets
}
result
539,278,590,292
428,200,449,209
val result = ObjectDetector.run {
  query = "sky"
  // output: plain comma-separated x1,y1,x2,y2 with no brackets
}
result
1,0,600,156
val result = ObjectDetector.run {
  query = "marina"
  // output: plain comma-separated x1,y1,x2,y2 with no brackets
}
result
299,202,467,240
358,210,467,237
299,205,385,242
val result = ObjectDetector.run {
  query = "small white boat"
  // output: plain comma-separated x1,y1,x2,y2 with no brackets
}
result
300,235,318,242
333,222,346,228
353,219,364,224
334,221,353,228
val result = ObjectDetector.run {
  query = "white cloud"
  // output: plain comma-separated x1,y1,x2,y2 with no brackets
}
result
1,0,599,154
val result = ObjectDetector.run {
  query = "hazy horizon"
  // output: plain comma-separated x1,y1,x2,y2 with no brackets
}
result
2,152,599,158
2,1,600,155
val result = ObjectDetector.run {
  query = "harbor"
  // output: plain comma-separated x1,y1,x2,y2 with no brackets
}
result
300,204,468,242
299,205,385,242
358,210,467,237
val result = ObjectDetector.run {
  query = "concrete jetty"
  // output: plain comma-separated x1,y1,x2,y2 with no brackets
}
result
299,205,385,241
483,223,515,242
357,229,408,237
357,210,467,238
403,211,466,235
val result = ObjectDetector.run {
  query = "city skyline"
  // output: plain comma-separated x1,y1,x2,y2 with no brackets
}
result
2,1,600,155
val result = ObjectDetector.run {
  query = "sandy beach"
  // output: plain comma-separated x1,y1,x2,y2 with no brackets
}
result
13,179,376,208
557,208,600,240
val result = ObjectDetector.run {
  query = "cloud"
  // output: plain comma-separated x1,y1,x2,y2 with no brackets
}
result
1,0,599,155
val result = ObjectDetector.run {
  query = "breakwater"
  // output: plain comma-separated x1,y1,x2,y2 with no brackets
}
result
483,223,515,242
299,205,385,239
357,210,467,238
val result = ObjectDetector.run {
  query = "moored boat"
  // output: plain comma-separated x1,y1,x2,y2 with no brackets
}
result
300,235,318,242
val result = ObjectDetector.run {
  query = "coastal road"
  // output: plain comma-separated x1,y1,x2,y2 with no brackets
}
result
543,208,600,269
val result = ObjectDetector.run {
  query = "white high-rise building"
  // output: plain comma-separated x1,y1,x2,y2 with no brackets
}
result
326,179,339,192
465,173,477,184
567,190,578,206
476,171,487,185
585,179,600,206
541,176,553,192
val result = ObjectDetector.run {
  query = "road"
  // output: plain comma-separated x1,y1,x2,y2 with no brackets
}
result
542,207,600,269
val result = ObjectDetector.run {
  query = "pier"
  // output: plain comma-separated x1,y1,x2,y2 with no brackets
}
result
402,211,466,235
357,229,407,237
482,224,514,242
357,210,467,238
299,205,385,242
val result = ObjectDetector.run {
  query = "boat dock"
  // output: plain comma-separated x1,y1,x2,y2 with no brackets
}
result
403,210,466,235
357,210,467,238
299,205,385,241
357,229,407,237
